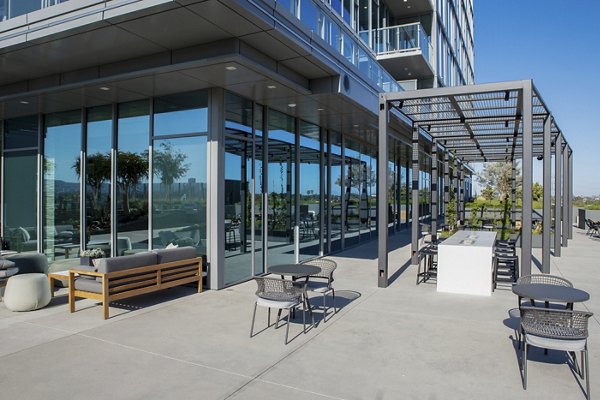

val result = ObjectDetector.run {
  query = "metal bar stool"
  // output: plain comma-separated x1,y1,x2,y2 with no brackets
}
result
416,245,438,285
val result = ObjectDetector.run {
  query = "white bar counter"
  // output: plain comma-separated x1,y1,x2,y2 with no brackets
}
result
437,230,497,296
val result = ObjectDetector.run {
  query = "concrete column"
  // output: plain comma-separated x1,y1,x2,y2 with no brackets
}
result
554,134,562,257
208,88,226,289
431,140,438,241
521,82,533,276
542,116,552,273
377,95,389,288
411,125,420,266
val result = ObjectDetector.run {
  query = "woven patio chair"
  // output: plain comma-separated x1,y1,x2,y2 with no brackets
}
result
520,306,593,398
250,277,306,344
300,258,337,322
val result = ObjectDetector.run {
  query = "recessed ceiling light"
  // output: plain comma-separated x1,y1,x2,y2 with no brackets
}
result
267,85,277,89
225,66,237,71
99,86,110,91
287,103,297,108
407,72,412,76
19,100,29,105
407,5,411,8
353,124,359,128
317,108,325,111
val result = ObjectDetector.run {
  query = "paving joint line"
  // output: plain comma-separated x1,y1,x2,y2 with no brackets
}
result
221,288,379,400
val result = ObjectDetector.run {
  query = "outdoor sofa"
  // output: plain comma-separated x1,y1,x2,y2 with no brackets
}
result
69,246,203,319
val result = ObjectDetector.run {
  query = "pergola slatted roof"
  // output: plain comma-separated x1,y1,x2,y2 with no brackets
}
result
376,80,573,289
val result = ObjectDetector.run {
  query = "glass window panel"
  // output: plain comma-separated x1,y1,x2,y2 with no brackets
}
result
298,121,320,261
267,110,295,267
117,100,149,255
43,110,81,264
223,92,254,286
3,150,37,252
328,132,342,252
152,136,207,256
4,116,37,149
153,90,208,137
85,105,112,254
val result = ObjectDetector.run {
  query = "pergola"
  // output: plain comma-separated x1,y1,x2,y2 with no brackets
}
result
377,80,573,288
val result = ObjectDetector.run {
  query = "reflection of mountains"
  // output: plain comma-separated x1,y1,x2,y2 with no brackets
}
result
52,180,80,193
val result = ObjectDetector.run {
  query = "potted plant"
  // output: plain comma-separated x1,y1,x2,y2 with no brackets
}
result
80,248,105,266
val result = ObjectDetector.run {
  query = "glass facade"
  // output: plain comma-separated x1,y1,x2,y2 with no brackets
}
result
1,88,463,288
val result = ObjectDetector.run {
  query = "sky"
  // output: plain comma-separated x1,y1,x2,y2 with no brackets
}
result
473,0,600,196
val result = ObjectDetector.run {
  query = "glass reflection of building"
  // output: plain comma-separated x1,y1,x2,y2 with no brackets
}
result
0,0,474,288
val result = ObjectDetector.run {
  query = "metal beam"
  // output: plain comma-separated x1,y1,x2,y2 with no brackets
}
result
411,125,420,266
553,133,562,257
377,96,389,288
521,83,533,276
542,116,552,273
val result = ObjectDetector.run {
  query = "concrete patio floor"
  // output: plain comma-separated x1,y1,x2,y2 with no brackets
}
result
0,228,598,399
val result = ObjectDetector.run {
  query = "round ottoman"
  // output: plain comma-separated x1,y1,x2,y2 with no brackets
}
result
3,273,51,311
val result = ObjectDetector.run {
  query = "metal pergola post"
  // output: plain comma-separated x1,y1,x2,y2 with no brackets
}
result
542,116,552,273
431,140,438,241
562,142,569,248
554,133,562,257
411,125,420,266
511,162,516,230
521,81,533,276
459,164,465,222
444,152,449,224
377,95,389,288
568,147,573,240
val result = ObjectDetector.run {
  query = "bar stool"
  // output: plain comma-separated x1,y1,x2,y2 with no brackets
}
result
494,251,519,289
416,245,438,285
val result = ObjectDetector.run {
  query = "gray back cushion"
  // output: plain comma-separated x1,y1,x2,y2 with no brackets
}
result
6,253,48,274
96,252,158,274
153,247,198,264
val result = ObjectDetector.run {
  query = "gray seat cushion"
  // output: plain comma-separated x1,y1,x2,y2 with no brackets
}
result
153,247,198,264
74,278,102,294
95,252,158,274
0,267,19,278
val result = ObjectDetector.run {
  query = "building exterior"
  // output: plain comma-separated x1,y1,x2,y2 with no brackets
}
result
0,0,474,289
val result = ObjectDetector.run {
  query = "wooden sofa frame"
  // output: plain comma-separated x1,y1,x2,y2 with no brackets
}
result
68,256,203,319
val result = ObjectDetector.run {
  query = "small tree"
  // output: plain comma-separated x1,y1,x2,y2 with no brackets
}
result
532,182,543,202
477,161,521,201
446,188,457,230
153,142,189,201
117,152,148,214
481,185,495,201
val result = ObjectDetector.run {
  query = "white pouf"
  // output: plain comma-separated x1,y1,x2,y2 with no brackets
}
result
3,273,51,311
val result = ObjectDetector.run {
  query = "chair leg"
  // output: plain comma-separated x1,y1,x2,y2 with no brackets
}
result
275,309,282,329
268,308,271,327
584,348,590,399
523,341,528,390
322,292,329,323
332,288,337,314
302,304,306,333
284,309,291,345
250,302,257,338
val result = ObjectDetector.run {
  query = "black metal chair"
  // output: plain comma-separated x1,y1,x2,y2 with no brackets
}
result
493,244,519,290
300,258,337,322
520,306,593,398
250,277,308,344
416,244,437,285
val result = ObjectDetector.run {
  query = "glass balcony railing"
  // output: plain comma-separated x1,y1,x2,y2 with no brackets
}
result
374,22,432,65
276,0,401,93
0,0,69,22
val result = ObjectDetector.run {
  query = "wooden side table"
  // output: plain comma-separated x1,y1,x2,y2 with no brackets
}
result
48,270,79,297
